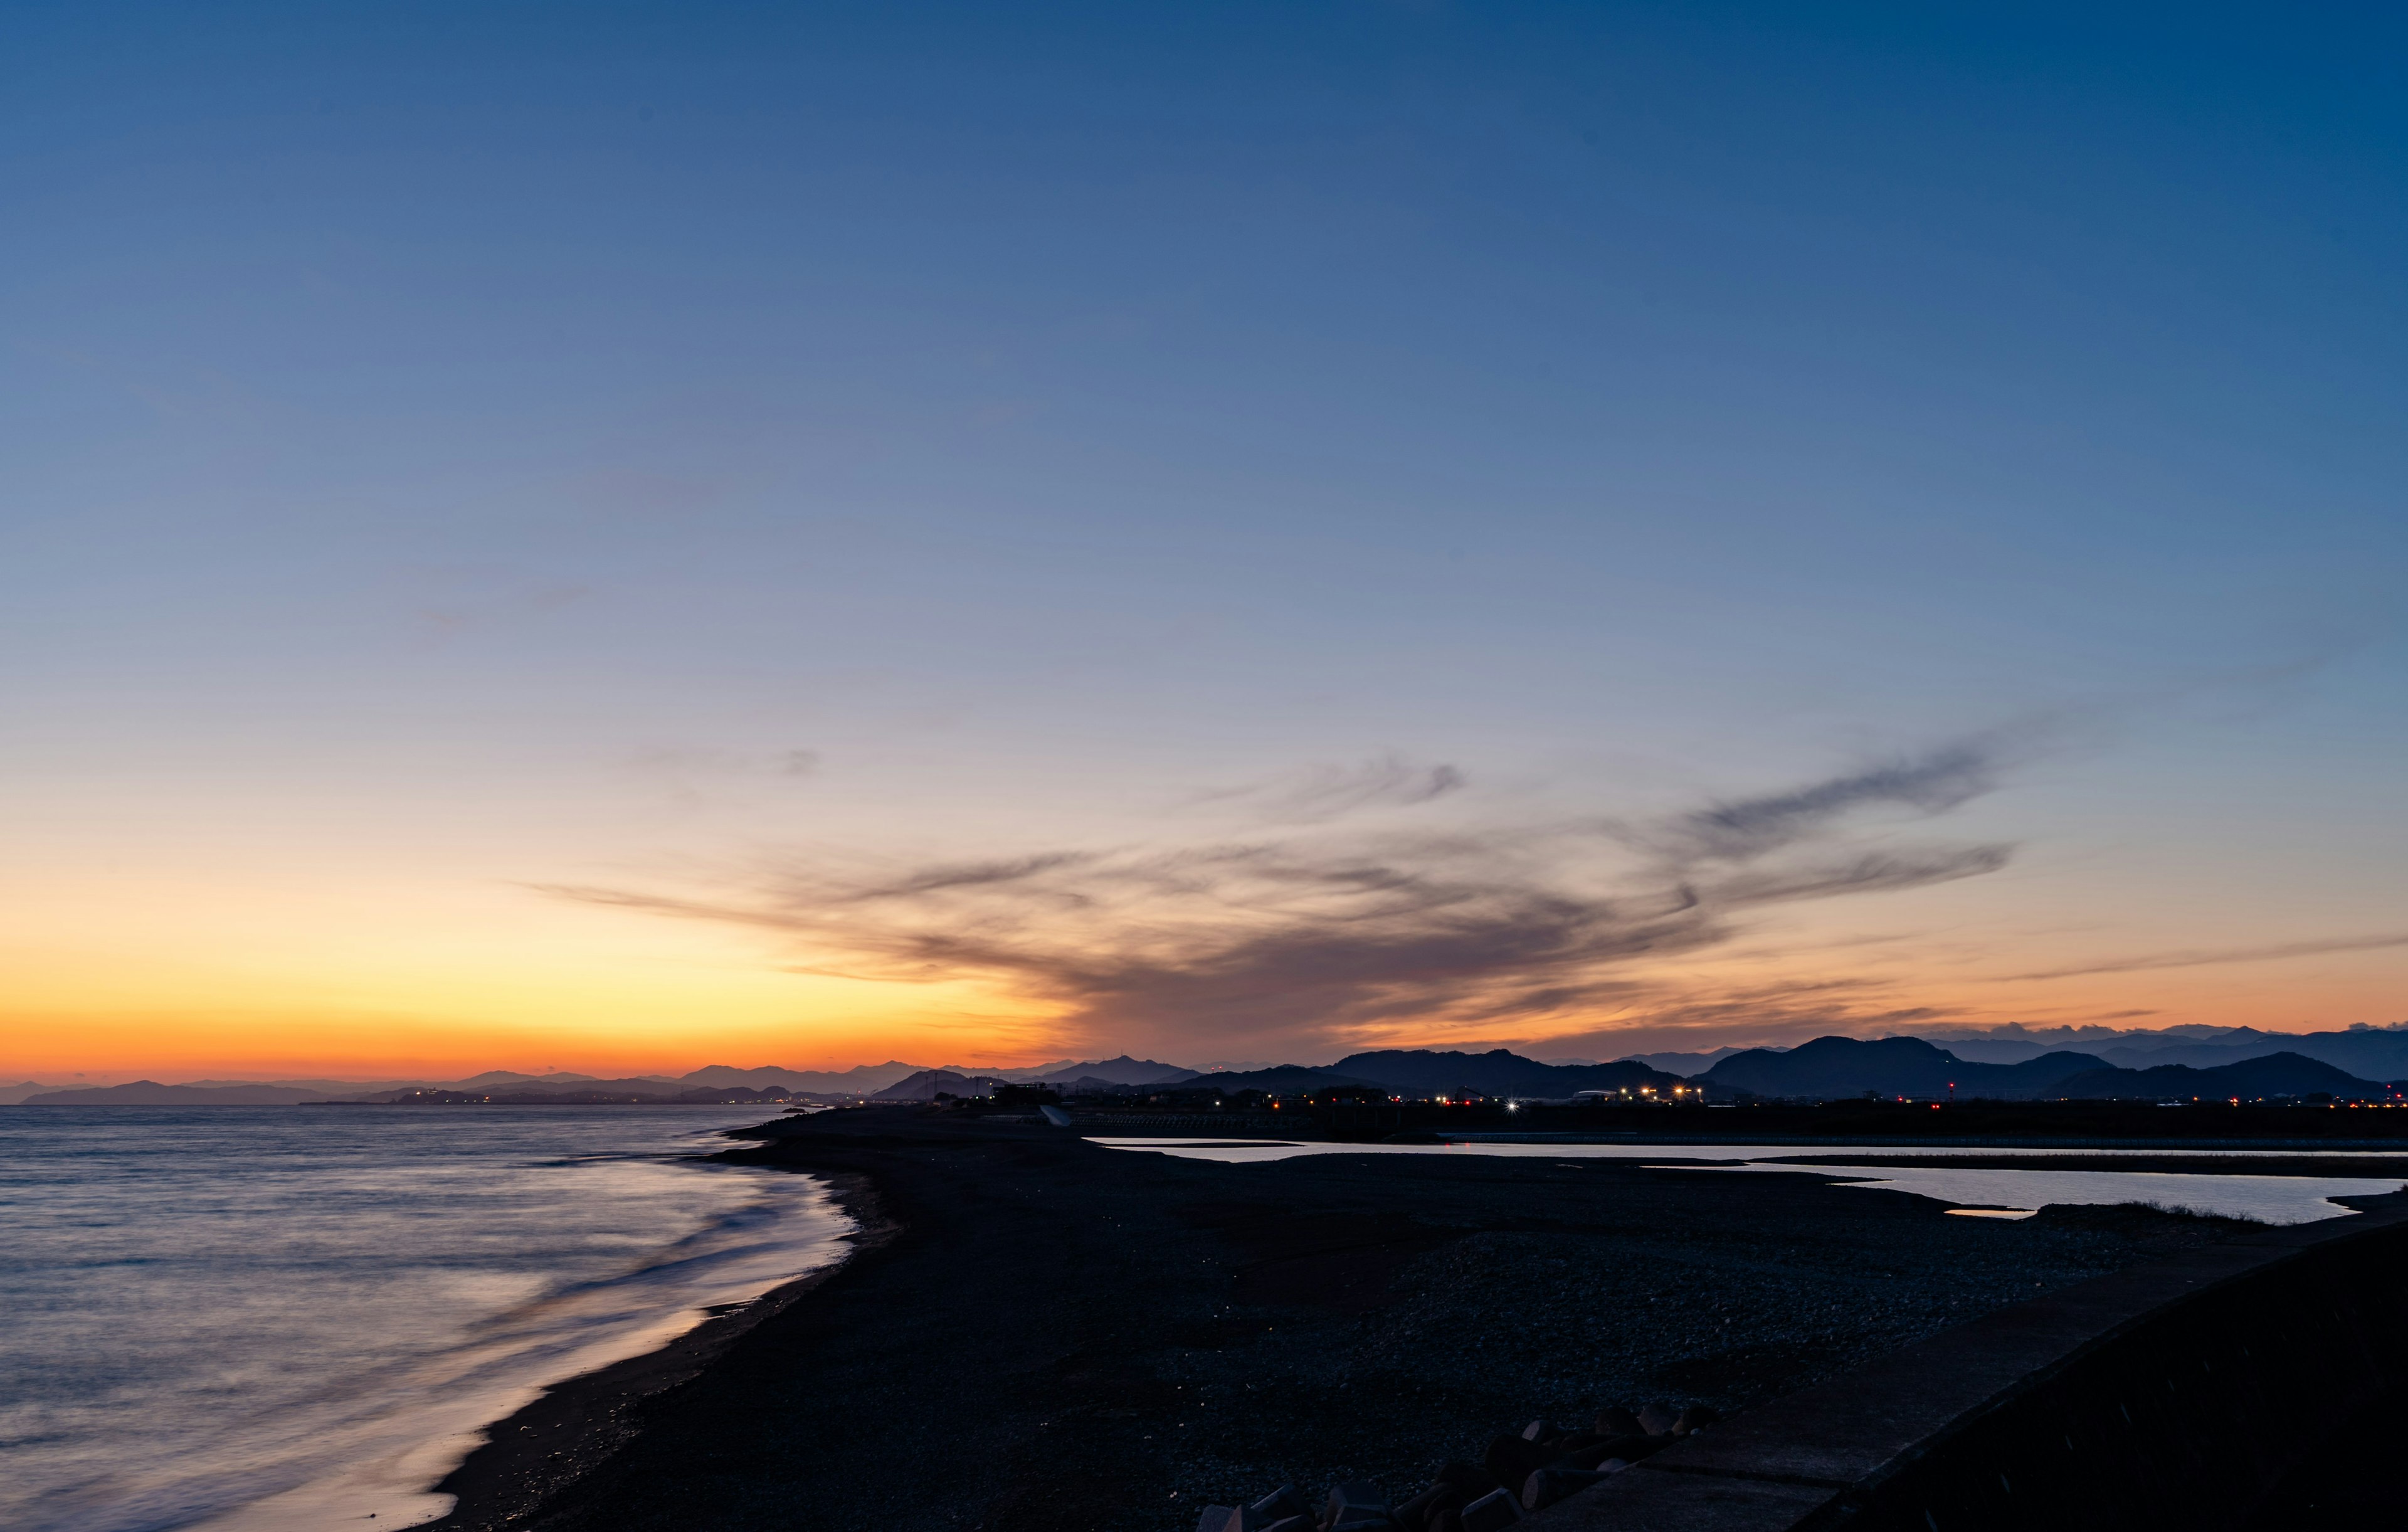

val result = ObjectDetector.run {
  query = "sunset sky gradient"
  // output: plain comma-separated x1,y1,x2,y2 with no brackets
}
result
6,2,2404,1080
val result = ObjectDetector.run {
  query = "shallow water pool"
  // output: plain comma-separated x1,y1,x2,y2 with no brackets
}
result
1086,1137,2402,1224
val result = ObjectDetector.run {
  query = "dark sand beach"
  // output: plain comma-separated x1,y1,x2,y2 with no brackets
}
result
425,1109,2294,1532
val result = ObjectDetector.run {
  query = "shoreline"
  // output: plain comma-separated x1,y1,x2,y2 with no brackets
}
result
402,1107,2310,1532
421,1156,897,1531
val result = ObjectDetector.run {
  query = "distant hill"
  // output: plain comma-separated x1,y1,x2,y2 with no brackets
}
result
1614,1047,1763,1075
25,1080,336,1106
1926,1038,2071,1065
1700,1037,2110,1101
996,1059,1080,1080
332,1076,695,1102
1913,1025,2408,1080
2054,1052,2387,1101
376,1084,793,1105
677,1062,924,1094
362,1068,917,1099
40,1027,2396,1112
453,1069,623,1087
1027,1055,1198,1087
9,1060,995,1106
1049,1075,1144,1096
1183,1065,1380,1094
445,1073,677,1092
871,1069,1006,1101
2089,1041,2279,1069
1329,1049,1682,1097
2094,1029,2408,1082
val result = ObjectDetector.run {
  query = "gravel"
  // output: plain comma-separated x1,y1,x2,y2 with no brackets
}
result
438,1112,2257,1532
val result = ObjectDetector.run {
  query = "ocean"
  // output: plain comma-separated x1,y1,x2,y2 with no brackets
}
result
0,1106,852,1532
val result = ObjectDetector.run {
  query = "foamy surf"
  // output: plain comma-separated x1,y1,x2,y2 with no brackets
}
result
0,1107,851,1532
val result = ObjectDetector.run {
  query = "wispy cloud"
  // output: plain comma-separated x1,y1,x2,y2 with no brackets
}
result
551,739,2020,1059
1634,742,2002,864
1184,751,1467,824
1992,931,2408,983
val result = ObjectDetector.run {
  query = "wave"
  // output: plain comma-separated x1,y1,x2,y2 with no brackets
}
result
0,1109,854,1532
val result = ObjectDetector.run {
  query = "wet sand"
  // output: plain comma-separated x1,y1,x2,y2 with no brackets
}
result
424,1108,2276,1532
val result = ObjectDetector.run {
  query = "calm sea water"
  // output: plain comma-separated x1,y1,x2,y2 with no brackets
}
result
1089,1138,2407,1222
0,1106,851,1532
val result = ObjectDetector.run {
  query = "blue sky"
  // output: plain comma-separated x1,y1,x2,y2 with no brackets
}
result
4,2,2404,1074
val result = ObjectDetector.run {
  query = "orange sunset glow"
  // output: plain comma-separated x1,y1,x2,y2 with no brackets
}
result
9,9,2408,1532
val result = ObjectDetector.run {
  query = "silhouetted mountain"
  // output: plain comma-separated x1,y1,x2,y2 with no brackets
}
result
1615,1047,1763,1075
2054,1052,2387,1101
1700,1036,2110,1101
1914,1024,2408,1079
1027,1055,1199,1087
0,1081,63,1106
327,1076,694,1102
2087,1041,2274,1069
453,1070,621,1086
678,1062,924,1093
2091,1028,2408,1080
457,1074,679,1093
1185,1065,1380,1093
1329,1049,1681,1097
299,1078,801,1104
1049,1075,1145,1096
872,1069,1006,1101
1926,1039,2064,1064
25,1080,334,1105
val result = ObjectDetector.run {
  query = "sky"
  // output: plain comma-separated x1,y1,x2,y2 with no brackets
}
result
4,2,2405,1081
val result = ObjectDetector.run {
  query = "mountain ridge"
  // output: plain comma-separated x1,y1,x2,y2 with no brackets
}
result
20,1025,2405,1106
1699,1036,2113,1101
2054,1052,2386,1101
1329,1049,1682,1097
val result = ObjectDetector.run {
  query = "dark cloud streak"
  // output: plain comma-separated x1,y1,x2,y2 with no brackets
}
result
551,740,2019,1057
1992,931,2408,983
1648,744,1999,863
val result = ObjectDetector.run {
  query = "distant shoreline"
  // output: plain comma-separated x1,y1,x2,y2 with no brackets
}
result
299,1099,805,1107
2,1097,807,1108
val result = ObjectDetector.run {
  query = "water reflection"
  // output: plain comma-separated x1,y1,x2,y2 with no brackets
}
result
1086,1138,2402,1224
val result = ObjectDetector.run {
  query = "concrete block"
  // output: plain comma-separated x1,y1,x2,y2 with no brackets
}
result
1593,1407,1642,1439
1521,1469,1608,1511
1486,1434,1550,1489
1459,1488,1521,1532
1326,1479,1390,1523
1394,1482,1459,1532
1252,1486,1307,1522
